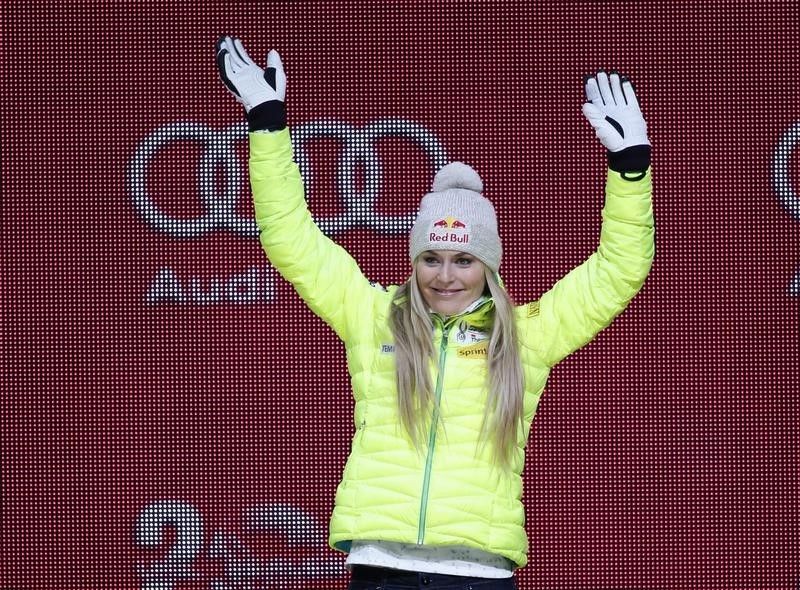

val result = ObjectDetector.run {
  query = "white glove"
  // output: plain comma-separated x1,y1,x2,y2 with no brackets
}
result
582,71,649,152
215,36,285,112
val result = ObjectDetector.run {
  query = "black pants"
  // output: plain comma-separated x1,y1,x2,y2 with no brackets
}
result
347,565,518,590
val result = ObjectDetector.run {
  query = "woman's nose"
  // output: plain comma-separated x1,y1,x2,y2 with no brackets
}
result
438,263,453,282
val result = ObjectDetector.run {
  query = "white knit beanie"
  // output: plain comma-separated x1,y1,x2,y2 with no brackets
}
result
409,162,502,272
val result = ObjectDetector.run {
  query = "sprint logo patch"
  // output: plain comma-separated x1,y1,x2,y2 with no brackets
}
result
458,341,489,359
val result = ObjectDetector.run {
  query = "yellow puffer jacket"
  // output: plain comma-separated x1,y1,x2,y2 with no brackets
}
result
250,129,654,568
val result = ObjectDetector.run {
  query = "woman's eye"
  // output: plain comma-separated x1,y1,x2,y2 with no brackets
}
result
457,258,473,266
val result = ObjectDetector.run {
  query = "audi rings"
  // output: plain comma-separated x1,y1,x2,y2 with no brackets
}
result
127,119,448,240
292,119,448,236
128,121,249,239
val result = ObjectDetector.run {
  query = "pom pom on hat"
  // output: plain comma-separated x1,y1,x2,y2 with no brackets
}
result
431,162,484,193
409,162,502,272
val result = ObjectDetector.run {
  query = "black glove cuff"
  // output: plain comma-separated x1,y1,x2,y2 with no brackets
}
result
608,145,651,177
247,101,287,132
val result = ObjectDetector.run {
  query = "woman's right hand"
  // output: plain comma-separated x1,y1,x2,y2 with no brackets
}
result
215,36,287,131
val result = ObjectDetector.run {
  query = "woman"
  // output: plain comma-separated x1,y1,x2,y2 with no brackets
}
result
215,36,654,589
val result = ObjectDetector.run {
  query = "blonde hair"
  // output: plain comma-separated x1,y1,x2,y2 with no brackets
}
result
389,267,524,468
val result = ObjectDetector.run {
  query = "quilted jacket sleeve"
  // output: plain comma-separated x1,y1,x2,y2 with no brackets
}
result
529,168,655,366
248,129,378,342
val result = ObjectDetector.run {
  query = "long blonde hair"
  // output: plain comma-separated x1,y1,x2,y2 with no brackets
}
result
389,266,524,468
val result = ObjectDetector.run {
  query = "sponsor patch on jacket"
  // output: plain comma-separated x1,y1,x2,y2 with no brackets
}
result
453,322,489,343
457,341,489,359
380,344,395,354
527,301,540,317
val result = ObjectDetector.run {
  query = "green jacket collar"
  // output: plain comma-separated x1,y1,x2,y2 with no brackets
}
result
432,296,495,331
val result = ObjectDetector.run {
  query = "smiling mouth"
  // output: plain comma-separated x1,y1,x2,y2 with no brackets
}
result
433,289,462,296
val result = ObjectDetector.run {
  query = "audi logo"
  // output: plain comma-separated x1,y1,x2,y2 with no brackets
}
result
127,119,449,240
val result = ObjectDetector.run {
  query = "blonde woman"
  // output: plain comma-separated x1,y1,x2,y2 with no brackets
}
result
216,36,654,590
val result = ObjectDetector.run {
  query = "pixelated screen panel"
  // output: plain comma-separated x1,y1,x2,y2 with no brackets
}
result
1,2,798,589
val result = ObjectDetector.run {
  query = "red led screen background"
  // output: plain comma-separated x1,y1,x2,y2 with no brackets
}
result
2,2,798,588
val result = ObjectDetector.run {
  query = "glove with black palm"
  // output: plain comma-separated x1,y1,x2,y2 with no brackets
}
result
582,70,650,177
215,35,286,132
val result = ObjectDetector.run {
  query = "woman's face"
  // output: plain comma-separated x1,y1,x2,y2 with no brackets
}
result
415,250,487,316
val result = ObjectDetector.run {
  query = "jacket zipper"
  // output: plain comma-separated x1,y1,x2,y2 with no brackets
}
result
417,321,450,544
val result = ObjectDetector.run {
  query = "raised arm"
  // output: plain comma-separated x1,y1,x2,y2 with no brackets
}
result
214,36,379,341
529,71,655,366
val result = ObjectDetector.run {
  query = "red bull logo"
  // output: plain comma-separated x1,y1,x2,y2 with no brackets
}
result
429,216,469,244
431,216,467,229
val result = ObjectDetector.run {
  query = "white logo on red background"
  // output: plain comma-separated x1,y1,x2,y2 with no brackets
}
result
127,119,449,304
